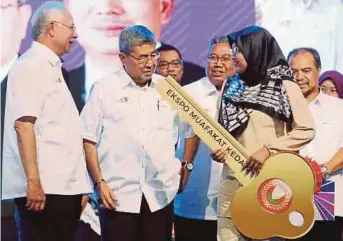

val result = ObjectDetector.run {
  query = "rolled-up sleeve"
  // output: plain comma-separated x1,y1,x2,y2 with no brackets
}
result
80,82,104,143
267,80,315,152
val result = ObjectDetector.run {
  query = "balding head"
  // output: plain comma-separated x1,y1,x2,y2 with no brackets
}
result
30,1,77,56
31,1,67,40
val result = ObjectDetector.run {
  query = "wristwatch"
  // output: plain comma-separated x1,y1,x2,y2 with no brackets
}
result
320,166,330,179
182,161,194,172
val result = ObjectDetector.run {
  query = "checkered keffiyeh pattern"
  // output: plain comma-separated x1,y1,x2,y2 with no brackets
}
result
219,65,294,136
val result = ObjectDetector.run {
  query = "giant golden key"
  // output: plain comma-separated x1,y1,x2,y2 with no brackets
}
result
157,76,315,239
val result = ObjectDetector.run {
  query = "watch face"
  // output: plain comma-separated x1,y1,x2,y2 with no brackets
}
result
321,166,329,177
186,162,194,170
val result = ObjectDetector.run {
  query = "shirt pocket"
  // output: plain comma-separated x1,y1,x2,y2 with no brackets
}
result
153,101,176,131
316,120,343,149
105,100,131,123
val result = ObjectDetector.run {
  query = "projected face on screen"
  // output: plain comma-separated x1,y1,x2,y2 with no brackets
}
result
64,0,173,56
1,0,31,64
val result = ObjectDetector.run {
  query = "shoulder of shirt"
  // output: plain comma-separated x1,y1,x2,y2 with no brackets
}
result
316,93,343,120
183,76,207,92
92,71,122,88
152,73,166,83
320,93,343,108
9,50,48,76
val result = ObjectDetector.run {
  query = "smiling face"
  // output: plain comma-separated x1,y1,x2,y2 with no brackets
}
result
47,9,78,56
289,51,321,98
206,42,235,89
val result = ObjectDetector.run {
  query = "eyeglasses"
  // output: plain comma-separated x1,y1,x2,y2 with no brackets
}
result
126,51,160,64
1,0,26,9
207,54,233,64
158,60,183,69
51,21,76,31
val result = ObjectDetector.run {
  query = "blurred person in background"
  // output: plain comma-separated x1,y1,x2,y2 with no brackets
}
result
1,1,31,240
319,70,343,99
255,0,343,74
156,44,184,85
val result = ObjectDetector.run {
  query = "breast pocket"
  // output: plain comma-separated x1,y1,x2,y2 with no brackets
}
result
153,102,176,131
316,120,343,149
105,100,131,124
44,82,75,117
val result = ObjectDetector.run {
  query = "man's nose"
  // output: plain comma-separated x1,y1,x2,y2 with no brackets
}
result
95,0,125,15
294,71,304,81
73,30,78,39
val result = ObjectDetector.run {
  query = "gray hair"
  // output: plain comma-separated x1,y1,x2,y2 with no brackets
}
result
287,47,322,69
31,1,67,40
119,25,155,54
207,36,230,55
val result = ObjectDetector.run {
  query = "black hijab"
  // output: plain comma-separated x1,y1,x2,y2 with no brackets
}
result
219,26,295,137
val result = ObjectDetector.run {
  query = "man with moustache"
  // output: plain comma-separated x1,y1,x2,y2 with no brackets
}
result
63,0,205,113
156,44,184,85
288,47,343,241
1,2,92,240
174,36,235,241
80,25,198,241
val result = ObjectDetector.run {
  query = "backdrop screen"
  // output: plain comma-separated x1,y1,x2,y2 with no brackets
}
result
1,0,343,237
2,0,342,77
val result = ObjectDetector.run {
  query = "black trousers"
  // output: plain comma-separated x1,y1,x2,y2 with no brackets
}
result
174,215,217,241
15,194,82,241
294,217,343,241
99,195,174,241
75,220,101,241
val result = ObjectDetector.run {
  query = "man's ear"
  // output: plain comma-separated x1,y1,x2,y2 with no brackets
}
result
160,0,174,24
118,53,126,64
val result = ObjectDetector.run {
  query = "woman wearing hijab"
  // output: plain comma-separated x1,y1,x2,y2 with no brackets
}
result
211,26,316,241
319,70,343,99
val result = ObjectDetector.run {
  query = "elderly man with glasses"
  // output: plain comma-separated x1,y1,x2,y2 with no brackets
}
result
1,2,92,241
80,25,198,241
172,36,235,241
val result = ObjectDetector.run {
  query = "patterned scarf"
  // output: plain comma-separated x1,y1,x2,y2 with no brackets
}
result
218,26,295,137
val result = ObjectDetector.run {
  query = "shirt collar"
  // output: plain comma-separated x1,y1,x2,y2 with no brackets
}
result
32,41,62,67
200,76,219,96
0,55,18,82
311,88,326,108
118,67,159,90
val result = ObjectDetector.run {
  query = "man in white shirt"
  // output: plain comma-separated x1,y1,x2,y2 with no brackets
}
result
80,25,198,241
256,0,343,74
173,36,235,241
1,2,92,241
288,47,343,241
